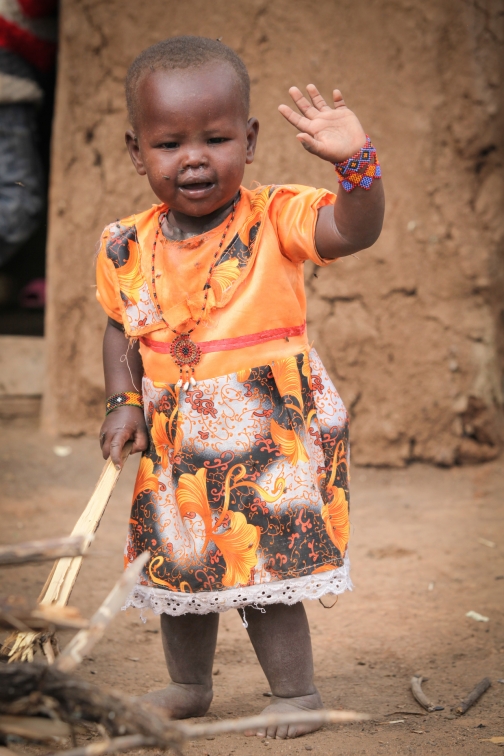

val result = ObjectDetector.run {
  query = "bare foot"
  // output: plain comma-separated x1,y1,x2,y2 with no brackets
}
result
139,682,213,719
245,690,324,739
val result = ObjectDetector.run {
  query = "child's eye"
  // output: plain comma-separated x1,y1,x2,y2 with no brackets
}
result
208,137,229,144
159,142,179,150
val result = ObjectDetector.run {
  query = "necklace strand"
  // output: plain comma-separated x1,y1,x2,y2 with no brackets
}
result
150,194,238,388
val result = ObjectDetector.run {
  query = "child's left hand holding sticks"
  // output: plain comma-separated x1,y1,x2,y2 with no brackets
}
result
279,84,385,259
99,319,148,470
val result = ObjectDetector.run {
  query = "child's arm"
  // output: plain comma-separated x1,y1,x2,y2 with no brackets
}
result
278,85,385,259
99,318,148,470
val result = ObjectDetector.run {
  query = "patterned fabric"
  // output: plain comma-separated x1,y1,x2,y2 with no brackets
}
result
334,135,381,192
96,184,354,615
123,349,351,615
95,184,336,385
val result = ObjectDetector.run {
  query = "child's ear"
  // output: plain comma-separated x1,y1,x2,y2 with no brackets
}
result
125,130,147,176
245,118,259,165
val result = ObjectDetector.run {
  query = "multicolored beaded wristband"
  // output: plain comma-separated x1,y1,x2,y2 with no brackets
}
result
334,135,381,193
105,391,144,415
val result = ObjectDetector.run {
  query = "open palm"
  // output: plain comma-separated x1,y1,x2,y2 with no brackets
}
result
278,84,367,164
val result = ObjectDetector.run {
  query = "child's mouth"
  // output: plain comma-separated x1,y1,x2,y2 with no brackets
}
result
179,182,214,198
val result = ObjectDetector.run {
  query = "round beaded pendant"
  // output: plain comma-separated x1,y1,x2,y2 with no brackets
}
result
169,333,202,369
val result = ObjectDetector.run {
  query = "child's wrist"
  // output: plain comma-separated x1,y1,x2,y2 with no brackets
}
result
105,391,144,415
334,135,381,193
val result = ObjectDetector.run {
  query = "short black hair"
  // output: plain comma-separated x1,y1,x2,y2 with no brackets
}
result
125,35,250,127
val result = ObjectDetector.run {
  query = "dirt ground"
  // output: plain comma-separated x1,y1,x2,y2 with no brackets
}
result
1,424,503,755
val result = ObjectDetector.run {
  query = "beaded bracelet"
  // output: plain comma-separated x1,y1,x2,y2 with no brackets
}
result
105,391,144,415
334,135,381,193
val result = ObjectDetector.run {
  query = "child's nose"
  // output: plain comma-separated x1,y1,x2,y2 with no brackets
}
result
180,147,209,170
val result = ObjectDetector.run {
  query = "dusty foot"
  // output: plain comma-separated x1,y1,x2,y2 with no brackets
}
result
138,681,213,719
245,690,324,739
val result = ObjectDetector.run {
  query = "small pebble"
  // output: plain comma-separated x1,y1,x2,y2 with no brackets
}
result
53,445,72,457
305,747,313,751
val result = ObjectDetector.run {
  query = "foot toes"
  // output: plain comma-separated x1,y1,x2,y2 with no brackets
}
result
275,725,289,739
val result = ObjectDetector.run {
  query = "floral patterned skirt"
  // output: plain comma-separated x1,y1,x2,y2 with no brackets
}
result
124,349,352,616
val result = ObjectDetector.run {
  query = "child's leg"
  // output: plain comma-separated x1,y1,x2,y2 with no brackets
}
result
140,612,218,718
244,602,323,739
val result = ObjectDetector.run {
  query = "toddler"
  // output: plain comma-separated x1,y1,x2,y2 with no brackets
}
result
96,35,384,739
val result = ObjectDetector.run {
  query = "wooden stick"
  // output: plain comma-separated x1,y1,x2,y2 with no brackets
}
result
55,552,150,674
0,714,71,741
3,443,133,662
39,442,133,608
455,677,491,715
44,735,157,756
178,709,370,738
410,676,444,712
46,709,370,756
0,536,90,566
0,664,369,753
0,596,88,631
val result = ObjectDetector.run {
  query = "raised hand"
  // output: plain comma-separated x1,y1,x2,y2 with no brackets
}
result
278,84,366,164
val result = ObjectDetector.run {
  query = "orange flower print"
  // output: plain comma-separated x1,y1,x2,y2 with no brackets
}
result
270,419,308,465
213,511,260,587
312,563,340,573
176,464,281,587
151,408,183,468
176,468,214,552
132,456,159,501
117,239,144,305
210,258,242,298
236,367,251,382
271,356,303,410
321,486,349,557
151,411,171,469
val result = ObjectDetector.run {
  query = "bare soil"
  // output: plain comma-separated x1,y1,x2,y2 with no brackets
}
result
1,425,503,755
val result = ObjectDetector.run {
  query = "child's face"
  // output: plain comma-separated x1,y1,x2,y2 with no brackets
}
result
126,63,258,218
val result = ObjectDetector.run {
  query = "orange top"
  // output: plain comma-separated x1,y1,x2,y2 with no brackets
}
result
96,184,336,383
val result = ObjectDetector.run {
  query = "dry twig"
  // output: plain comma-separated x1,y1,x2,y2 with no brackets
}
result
410,676,444,712
455,677,491,715
0,596,88,632
2,443,132,662
0,714,71,741
0,663,368,755
0,536,90,567
55,552,150,674
45,735,157,756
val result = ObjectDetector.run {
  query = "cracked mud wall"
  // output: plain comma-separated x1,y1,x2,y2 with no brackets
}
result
43,0,504,466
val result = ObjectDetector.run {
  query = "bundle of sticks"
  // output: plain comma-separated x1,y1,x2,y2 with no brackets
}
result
1,443,133,663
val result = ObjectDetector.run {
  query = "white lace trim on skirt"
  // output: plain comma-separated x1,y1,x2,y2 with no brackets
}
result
123,557,352,617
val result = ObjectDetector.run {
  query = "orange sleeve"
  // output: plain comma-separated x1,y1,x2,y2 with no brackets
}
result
95,227,123,323
271,185,337,266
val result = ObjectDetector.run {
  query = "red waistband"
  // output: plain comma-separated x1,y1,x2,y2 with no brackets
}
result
140,322,306,355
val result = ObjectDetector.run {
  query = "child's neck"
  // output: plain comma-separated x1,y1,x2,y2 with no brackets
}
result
162,194,238,241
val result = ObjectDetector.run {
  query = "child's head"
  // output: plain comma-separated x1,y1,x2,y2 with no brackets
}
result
125,36,259,219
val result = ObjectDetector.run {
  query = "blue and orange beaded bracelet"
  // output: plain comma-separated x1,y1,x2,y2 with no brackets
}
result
334,135,381,192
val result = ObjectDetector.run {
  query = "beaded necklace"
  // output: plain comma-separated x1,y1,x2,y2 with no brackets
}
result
151,194,238,389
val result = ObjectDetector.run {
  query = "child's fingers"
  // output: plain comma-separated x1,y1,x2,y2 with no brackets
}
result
296,133,319,154
287,86,321,118
278,104,313,134
332,89,346,108
306,83,331,111
108,428,134,469
131,427,149,455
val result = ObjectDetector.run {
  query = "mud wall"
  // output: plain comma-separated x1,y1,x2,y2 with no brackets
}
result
43,0,504,466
